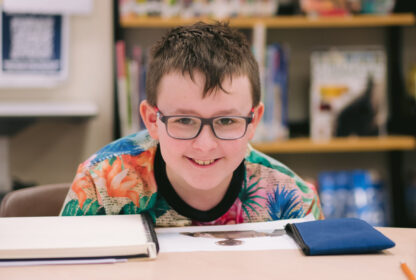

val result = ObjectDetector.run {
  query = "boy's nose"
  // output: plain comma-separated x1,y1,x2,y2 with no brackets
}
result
191,124,218,151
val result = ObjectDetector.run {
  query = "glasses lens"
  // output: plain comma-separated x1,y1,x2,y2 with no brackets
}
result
166,116,201,139
213,117,247,139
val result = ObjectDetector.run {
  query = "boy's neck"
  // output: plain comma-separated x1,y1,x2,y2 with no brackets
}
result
165,167,233,211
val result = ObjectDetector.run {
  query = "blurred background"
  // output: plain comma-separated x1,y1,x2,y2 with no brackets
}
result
0,0,415,227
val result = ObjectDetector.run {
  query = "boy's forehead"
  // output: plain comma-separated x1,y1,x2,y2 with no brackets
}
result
156,71,253,113
161,70,205,86
158,70,249,92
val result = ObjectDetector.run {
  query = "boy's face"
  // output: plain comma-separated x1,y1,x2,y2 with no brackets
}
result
141,71,263,193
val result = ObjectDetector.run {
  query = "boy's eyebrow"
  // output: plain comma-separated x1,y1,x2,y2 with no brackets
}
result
169,108,243,116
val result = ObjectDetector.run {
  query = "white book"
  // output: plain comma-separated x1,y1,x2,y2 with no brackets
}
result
0,214,158,260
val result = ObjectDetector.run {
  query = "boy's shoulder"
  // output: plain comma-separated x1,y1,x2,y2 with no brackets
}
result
83,130,157,168
244,145,323,220
245,144,300,181
244,144,315,196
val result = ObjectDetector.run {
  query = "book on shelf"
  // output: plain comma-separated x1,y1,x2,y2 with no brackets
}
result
115,40,130,137
310,47,388,141
118,0,279,19
137,46,149,130
318,169,387,226
405,169,416,224
252,43,289,142
116,41,147,136
129,45,143,133
0,214,159,261
300,0,355,17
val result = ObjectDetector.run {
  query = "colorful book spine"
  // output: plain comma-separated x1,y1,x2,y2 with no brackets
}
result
253,43,289,142
115,40,129,137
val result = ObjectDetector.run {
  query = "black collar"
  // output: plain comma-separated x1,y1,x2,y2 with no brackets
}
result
154,145,245,222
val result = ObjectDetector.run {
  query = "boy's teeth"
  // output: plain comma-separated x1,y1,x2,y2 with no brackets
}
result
194,159,215,165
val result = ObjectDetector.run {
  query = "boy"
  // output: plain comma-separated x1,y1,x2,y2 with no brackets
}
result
61,22,323,225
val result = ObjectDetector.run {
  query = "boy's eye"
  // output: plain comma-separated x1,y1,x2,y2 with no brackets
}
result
172,117,196,125
216,117,236,126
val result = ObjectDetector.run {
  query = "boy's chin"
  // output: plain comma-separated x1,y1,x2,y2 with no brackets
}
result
185,180,222,191
182,175,231,192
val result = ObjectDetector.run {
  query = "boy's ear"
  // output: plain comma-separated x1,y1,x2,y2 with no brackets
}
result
139,100,159,140
247,102,264,140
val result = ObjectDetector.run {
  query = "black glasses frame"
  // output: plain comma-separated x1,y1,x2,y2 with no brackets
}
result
156,110,254,140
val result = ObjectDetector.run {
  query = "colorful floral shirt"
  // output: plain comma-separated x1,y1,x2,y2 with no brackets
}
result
60,130,324,226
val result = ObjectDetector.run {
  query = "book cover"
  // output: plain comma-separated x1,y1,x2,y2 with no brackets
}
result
0,214,158,260
310,47,388,141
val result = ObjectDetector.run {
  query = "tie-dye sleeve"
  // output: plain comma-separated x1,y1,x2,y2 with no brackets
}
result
303,181,325,220
60,164,105,216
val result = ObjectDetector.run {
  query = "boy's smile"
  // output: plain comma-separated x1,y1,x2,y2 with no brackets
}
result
191,159,216,166
141,71,263,210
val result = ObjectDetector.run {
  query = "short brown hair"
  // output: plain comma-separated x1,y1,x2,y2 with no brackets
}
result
145,22,260,107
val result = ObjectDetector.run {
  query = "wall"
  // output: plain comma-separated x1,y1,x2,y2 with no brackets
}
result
0,0,114,186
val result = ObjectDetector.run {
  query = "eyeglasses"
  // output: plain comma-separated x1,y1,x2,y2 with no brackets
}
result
155,107,254,140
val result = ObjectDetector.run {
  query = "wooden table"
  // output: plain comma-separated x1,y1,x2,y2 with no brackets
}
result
1,227,415,280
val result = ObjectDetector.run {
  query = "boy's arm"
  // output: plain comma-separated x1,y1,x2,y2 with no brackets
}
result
60,164,105,216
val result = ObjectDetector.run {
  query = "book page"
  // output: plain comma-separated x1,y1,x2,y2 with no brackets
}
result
155,215,314,252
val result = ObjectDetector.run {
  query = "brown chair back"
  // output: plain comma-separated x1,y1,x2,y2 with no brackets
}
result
0,183,70,217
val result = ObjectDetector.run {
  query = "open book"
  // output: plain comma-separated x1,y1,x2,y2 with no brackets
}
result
0,214,158,260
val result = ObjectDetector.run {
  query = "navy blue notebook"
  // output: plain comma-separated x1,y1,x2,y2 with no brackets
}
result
285,218,395,256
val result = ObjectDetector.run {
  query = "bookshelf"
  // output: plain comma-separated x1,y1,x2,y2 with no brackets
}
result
120,13,416,28
114,7,416,226
0,102,98,118
251,135,416,154
118,12,416,153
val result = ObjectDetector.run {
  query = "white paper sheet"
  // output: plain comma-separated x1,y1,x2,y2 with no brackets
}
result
156,215,314,253
0,258,127,267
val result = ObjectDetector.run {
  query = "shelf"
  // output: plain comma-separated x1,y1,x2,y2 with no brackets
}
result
120,13,416,28
0,102,98,118
250,135,416,153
